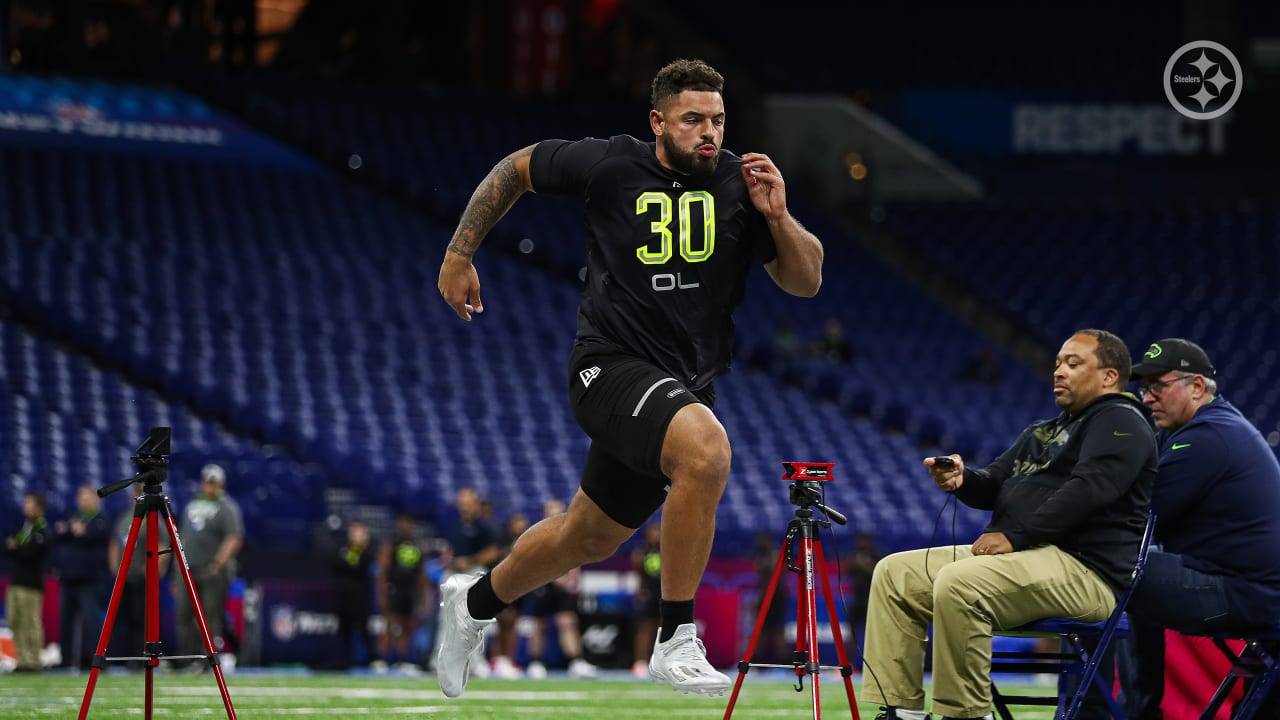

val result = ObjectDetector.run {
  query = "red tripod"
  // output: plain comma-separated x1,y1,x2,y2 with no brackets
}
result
724,462,860,720
78,427,237,720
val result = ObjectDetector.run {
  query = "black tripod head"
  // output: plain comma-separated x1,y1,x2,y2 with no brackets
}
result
789,480,827,509
98,427,171,498
781,461,847,525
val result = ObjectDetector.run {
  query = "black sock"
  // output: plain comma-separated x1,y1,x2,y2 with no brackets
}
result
658,599,695,642
465,573,509,620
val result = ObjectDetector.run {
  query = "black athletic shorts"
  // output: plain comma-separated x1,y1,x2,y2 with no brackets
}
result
567,343,714,528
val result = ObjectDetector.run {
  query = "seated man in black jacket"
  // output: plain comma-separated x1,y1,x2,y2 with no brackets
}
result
863,329,1157,720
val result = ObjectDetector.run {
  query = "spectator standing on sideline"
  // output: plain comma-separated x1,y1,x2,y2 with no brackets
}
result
4,491,50,672
442,488,502,577
173,464,243,668
333,519,376,670
377,513,428,671
54,485,111,669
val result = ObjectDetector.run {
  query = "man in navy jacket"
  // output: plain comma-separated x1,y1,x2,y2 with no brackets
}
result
54,485,111,669
1123,338,1280,719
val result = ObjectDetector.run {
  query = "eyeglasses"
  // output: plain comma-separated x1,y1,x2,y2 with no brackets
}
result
1140,374,1195,397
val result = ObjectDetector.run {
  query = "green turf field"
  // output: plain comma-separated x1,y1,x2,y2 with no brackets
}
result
0,671,1062,719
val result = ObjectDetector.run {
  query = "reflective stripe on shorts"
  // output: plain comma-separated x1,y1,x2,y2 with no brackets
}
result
633,378,678,416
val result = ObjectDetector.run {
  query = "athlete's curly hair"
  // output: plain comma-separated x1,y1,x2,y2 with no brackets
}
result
651,59,725,111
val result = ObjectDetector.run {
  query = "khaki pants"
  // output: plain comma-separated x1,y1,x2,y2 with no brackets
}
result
862,544,1114,719
6,585,45,670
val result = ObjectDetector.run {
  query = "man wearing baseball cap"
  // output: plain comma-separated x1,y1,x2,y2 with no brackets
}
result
1121,339,1280,719
174,463,244,670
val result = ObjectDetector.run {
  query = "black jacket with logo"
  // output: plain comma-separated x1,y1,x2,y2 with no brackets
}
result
955,392,1157,595
5,517,50,590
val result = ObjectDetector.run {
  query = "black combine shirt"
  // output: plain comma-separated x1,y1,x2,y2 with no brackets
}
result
530,135,776,390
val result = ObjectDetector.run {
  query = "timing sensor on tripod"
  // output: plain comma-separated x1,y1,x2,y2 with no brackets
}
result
780,461,834,480
780,461,847,525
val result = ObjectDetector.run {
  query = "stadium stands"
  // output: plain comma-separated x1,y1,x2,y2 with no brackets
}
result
232,78,642,279
0,320,320,548
884,201,1280,451
14,77,1270,569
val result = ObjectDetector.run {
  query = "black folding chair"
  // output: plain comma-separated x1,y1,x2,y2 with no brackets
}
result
1195,625,1280,720
990,508,1157,720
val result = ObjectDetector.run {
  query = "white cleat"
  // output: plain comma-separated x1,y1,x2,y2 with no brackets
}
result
648,623,731,696
434,573,495,698
526,660,548,680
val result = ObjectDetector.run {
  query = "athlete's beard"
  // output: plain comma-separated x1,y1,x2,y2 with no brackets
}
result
661,132,718,177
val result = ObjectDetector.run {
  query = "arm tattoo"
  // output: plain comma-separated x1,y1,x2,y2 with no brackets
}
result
448,145,535,258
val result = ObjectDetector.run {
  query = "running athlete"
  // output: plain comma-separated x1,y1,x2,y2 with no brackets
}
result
435,58,824,698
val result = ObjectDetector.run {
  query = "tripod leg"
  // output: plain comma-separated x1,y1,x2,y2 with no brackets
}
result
797,535,822,720
814,541,861,720
145,508,160,719
724,540,792,719
163,510,238,719
78,515,145,720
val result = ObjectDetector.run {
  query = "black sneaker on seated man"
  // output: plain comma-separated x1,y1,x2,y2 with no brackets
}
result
874,710,994,720
874,708,929,719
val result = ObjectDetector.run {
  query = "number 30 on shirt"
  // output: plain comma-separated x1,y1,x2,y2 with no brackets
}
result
635,191,716,265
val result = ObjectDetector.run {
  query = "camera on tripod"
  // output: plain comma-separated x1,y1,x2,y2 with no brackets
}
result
132,427,170,486
81,426,239,719
98,426,171,499
790,480,824,509
781,462,845,525
723,461,860,715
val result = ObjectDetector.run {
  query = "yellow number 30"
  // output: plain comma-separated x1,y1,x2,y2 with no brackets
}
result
635,191,716,265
